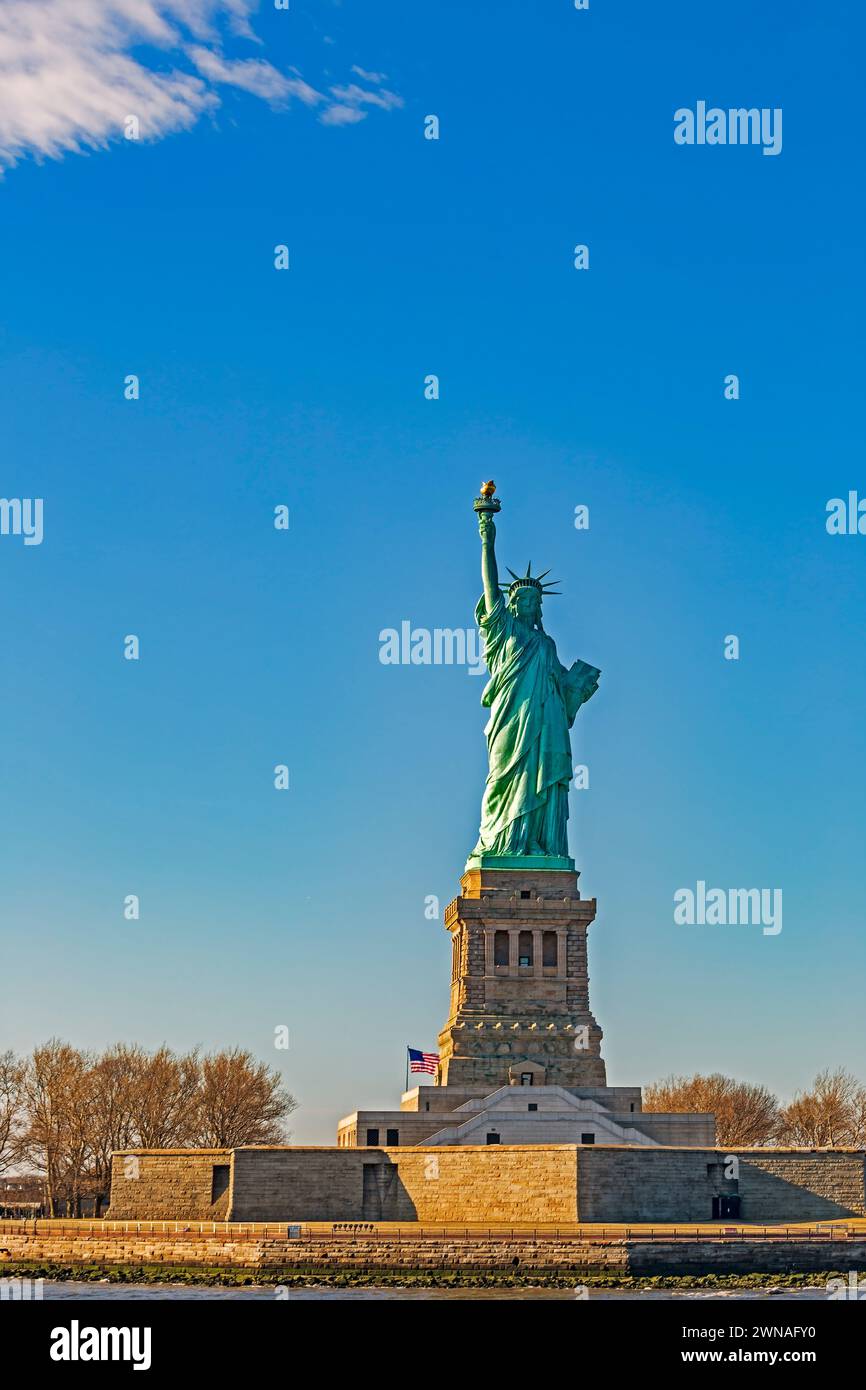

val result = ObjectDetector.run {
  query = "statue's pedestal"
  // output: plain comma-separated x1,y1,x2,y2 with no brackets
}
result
465,852,576,872
436,867,607,1090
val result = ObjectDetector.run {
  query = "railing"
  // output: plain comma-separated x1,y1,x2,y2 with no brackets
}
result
0,1219,861,1243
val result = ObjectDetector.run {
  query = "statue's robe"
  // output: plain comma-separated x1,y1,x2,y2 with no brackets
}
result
472,594,600,858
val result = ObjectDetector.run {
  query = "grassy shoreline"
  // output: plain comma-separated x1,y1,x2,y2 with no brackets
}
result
0,1261,841,1291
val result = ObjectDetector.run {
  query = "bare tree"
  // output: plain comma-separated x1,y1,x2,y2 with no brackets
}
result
9,1040,299,1210
195,1048,296,1147
19,1040,91,1216
643,1072,780,1147
850,1084,866,1148
127,1046,202,1149
83,1044,146,1215
0,1050,25,1174
777,1069,866,1148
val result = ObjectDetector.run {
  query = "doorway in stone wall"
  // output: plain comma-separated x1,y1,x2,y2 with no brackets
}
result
362,1161,400,1220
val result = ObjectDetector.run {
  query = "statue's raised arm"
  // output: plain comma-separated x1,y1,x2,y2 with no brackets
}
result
474,480,502,615
478,511,500,613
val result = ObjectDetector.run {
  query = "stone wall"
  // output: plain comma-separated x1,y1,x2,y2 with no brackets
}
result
2,1222,865,1278
106,1144,866,1225
579,1148,718,1222
577,1148,866,1223
738,1153,866,1220
230,1145,580,1224
231,1149,375,1223
109,1145,579,1224
628,1114,716,1146
627,1240,865,1276
338,1112,453,1148
399,1086,492,1113
108,1150,232,1221
0,1223,622,1273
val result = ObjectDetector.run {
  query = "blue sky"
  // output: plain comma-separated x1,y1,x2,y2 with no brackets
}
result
1,1,864,1143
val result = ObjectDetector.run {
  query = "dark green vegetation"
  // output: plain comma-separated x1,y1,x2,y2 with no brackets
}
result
0,1261,843,1291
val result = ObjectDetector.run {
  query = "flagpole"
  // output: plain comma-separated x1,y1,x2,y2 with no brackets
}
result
405,1046,409,1095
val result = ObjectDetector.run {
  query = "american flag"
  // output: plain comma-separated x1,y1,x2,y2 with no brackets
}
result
408,1047,439,1075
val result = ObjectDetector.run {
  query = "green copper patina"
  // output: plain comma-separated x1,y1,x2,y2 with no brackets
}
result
467,487,600,872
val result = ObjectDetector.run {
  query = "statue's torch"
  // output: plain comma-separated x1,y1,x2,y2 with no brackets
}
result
473,481,501,516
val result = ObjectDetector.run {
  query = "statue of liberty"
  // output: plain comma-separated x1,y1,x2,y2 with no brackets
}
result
468,485,600,870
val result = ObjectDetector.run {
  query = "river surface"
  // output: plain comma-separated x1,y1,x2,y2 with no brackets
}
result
36,1282,830,1301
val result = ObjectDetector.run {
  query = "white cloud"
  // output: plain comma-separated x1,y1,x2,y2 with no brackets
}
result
188,46,321,105
350,65,387,85
0,0,399,173
327,83,403,115
319,104,365,128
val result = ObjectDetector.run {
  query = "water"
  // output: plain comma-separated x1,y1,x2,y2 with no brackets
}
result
38,1282,830,1301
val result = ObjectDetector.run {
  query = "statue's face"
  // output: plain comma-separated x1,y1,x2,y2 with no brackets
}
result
510,587,542,625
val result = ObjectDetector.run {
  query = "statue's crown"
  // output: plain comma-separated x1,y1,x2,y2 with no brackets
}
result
501,563,561,599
